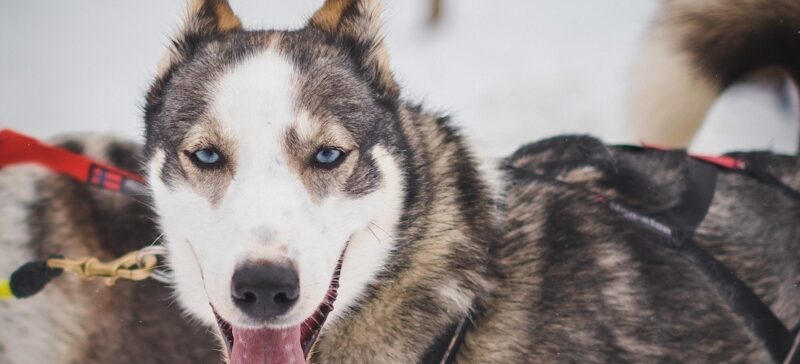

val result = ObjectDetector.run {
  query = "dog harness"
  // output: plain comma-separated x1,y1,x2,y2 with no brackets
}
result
1,129,798,363
0,129,159,300
597,156,799,364
0,129,147,196
425,147,800,364
502,147,799,364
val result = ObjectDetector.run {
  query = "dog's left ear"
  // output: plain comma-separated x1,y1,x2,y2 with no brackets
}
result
309,0,399,99
155,0,242,78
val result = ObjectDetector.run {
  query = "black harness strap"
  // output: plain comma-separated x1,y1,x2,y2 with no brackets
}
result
743,164,800,203
638,159,793,363
603,161,792,362
785,334,800,364
789,323,800,364
421,312,474,364
651,159,717,234
424,156,798,364
677,237,792,363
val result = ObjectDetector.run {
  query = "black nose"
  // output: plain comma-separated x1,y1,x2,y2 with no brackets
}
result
231,263,300,320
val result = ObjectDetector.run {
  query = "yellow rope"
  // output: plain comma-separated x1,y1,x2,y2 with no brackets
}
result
0,249,162,301
0,279,13,300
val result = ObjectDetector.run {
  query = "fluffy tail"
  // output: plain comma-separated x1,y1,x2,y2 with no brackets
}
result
629,0,800,147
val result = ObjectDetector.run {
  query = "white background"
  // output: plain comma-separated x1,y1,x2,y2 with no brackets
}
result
1,0,797,157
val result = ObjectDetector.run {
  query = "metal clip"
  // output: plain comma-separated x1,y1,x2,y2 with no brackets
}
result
46,250,158,286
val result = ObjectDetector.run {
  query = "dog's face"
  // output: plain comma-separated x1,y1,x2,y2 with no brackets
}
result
143,0,404,361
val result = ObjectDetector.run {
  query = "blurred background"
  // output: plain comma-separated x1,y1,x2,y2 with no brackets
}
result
1,0,797,157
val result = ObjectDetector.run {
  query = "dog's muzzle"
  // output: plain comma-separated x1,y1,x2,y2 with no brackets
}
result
214,249,346,364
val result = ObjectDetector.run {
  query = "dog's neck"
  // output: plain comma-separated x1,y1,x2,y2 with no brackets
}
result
311,103,503,362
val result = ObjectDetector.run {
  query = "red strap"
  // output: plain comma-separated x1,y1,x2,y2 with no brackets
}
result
688,154,746,170
641,142,746,170
0,129,146,193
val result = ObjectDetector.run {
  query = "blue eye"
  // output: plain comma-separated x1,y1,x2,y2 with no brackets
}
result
192,148,221,166
314,148,344,166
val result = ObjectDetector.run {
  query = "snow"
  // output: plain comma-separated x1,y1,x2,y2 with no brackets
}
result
1,0,796,157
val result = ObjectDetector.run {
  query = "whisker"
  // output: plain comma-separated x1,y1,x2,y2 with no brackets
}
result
369,223,395,240
367,225,384,247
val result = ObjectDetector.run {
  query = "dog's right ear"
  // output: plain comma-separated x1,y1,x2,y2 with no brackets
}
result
155,0,242,78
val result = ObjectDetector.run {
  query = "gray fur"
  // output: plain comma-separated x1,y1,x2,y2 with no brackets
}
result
2,0,798,363
0,135,218,364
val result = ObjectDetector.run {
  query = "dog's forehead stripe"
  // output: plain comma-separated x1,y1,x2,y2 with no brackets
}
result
208,47,314,205
213,48,298,158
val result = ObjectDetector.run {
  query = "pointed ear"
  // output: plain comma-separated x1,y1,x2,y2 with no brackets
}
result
155,0,242,78
183,0,242,36
309,0,399,99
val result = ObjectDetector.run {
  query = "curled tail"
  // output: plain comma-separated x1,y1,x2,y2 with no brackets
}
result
629,0,800,148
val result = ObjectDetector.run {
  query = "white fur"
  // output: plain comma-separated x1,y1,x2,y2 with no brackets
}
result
0,166,42,277
692,69,800,154
438,278,474,315
327,145,403,323
0,165,89,363
150,49,404,330
628,34,718,147
149,149,218,325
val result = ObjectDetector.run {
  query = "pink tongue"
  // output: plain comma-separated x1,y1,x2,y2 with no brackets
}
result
230,325,305,364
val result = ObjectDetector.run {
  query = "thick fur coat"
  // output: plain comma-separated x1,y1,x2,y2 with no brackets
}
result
0,135,218,363
629,0,800,150
1,0,798,363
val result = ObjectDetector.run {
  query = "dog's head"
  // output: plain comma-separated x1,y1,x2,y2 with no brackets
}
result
143,0,405,361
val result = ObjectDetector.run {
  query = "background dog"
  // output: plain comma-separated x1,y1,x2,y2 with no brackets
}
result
0,135,217,363
629,0,800,152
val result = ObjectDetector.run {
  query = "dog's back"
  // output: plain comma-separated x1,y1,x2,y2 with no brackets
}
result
461,136,800,362
630,0,800,150
0,134,218,363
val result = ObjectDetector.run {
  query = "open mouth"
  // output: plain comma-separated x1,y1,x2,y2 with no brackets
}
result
214,251,345,364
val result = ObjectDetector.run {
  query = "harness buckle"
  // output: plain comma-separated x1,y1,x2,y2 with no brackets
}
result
46,250,158,286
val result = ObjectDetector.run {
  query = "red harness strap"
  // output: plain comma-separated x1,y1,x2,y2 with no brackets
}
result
641,142,800,202
0,129,146,195
641,142,747,170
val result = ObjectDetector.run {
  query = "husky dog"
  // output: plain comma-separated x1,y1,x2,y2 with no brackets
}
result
142,0,800,363
0,135,218,363
629,0,800,151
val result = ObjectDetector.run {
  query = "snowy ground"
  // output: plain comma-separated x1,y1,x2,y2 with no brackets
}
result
1,0,797,157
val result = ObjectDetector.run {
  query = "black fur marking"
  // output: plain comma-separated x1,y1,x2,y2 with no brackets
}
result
58,140,84,155
343,151,381,196
680,6,800,87
106,141,141,174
